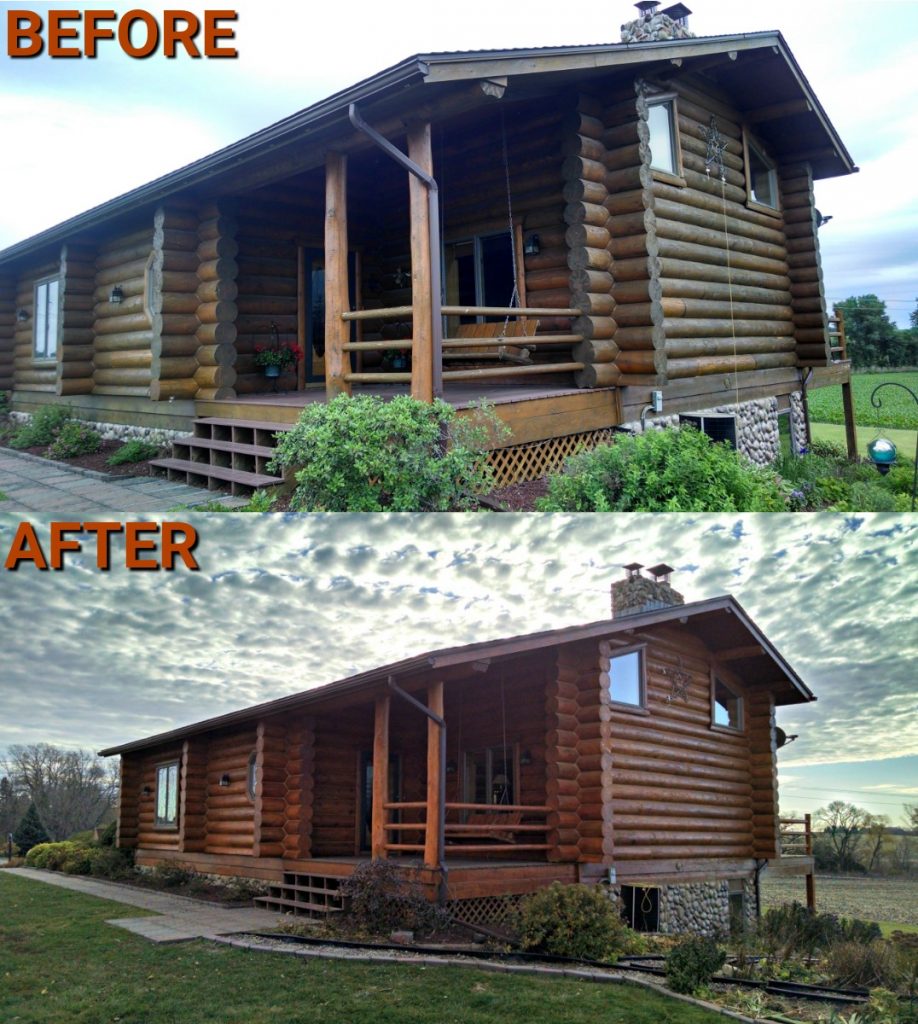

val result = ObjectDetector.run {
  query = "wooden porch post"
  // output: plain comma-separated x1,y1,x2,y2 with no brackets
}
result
324,151,351,399
371,693,390,859
424,679,445,870
407,122,434,403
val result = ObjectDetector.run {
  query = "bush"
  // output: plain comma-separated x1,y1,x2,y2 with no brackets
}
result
536,426,786,512
97,820,117,847
12,803,50,856
339,859,444,936
0,391,8,416
10,405,71,448
827,940,897,990
87,846,134,881
665,935,727,994
47,420,102,459
517,883,639,963
269,394,507,511
148,864,196,889
760,903,881,961
107,438,162,465
26,841,84,871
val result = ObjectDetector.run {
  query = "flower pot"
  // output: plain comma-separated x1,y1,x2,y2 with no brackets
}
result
264,364,281,378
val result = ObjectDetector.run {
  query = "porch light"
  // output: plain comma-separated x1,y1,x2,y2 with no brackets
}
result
109,285,124,304
219,773,231,787
142,785,152,796
523,234,541,257
446,760,457,775
519,749,532,766
16,308,28,322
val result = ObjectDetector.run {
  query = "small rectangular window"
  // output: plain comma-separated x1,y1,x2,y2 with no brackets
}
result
713,676,743,730
155,761,179,827
609,648,644,707
744,133,779,212
621,885,660,931
647,99,678,176
33,276,60,360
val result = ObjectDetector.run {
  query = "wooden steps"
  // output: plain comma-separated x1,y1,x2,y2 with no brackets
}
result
150,417,293,496
255,871,346,919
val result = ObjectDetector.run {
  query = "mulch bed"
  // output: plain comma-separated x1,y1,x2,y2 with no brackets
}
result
5,440,160,478
481,476,549,511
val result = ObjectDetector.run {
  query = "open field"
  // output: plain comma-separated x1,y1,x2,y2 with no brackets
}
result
808,371,918,430
810,421,917,461
0,873,724,1024
761,874,918,931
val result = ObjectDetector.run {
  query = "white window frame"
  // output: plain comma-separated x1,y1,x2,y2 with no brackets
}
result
608,645,647,709
646,94,684,185
32,275,60,361
743,130,781,216
154,760,180,828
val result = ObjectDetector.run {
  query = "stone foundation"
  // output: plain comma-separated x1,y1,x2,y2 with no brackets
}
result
9,410,182,445
618,878,757,937
788,392,808,454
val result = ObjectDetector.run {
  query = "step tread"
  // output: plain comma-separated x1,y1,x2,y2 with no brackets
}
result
255,896,343,913
194,417,294,432
270,883,344,897
173,437,277,458
150,458,283,488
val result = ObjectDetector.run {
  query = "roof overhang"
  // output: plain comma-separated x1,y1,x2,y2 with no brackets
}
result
98,594,813,758
1,32,854,272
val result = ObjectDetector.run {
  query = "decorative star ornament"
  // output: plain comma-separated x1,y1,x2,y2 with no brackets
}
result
703,115,727,182
664,658,692,703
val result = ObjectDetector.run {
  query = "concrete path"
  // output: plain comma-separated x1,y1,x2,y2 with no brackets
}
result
7,867,281,943
0,449,244,515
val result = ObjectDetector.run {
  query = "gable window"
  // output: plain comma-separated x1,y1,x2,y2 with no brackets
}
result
645,95,683,184
744,133,779,212
609,648,645,708
155,761,179,827
246,751,258,801
712,676,743,731
33,276,60,360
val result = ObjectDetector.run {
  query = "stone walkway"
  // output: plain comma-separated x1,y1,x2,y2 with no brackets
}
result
0,449,243,515
7,867,281,943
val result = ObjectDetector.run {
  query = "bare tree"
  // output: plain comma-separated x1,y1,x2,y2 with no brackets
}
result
816,800,871,872
2,744,118,841
862,814,889,873
905,804,918,831
0,775,27,839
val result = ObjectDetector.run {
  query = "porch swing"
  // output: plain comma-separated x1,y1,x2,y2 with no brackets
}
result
443,110,539,369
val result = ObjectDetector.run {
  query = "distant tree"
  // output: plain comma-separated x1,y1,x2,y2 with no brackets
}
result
906,804,918,831
0,775,27,838
816,800,871,872
2,744,117,841
862,814,889,873
837,295,909,368
12,803,50,856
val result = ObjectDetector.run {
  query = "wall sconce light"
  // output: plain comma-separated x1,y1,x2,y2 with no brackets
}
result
109,285,124,304
446,761,457,775
520,749,532,766
523,234,541,257
219,773,231,787
16,308,29,323
141,785,152,796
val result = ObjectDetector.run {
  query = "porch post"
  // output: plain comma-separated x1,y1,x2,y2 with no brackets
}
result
424,679,445,870
371,693,390,859
324,151,351,399
407,122,434,403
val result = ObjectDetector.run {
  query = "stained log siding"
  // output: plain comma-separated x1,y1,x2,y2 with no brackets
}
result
203,727,258,856
13,258,59,392
0,275,15,391
283,715,315,859
133,743,184,852
57,244,97,396
779,162,831,366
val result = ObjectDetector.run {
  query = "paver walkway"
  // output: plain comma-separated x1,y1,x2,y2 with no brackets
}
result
0,449,243,515
7,867,281,943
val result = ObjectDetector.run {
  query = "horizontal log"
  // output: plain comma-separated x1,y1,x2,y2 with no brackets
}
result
92,368,152,387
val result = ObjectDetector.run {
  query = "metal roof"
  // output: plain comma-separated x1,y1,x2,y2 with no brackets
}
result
1,32,854,270
98,594,814,757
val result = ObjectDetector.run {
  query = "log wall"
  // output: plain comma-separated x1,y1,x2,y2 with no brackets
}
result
283,715,315,859
779,162,831,366
310,705,370,856
58,244,97,397
749,691,779,859
179,736,208,854
13,257,60,393
134,742,184,851
0,275,14,391
203,726,258,857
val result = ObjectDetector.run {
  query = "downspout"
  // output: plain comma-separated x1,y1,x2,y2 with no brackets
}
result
799,368,814,450
349,103,443,398
754,858,768,920
387,676,448,906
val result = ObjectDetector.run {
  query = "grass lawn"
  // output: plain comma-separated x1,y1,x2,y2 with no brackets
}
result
0,873,723,1024
811,421,917,462
807,370,918,430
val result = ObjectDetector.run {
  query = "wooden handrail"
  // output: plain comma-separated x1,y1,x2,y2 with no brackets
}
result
342,304,581,322
383,801,550,815
778,813,814,856
342,334,582,353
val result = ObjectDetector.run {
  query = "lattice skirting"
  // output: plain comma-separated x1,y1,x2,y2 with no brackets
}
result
446,893,524,928
487,428,618,488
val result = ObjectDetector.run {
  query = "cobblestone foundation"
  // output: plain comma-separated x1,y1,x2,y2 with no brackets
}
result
788,392,808,454
659,881,730,937
9,410,182,445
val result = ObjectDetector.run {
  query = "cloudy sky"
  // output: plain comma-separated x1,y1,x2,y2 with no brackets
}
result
0,0,916,325
1,512,915,821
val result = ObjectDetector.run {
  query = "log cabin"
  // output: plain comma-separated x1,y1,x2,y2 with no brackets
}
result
0,5,857,492
99,565,817,934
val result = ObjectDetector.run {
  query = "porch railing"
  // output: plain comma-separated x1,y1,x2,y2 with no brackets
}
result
382,801,551,856
778,814,813,857
339,305,584,385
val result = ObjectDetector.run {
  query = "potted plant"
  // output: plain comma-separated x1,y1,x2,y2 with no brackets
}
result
254,340,302,378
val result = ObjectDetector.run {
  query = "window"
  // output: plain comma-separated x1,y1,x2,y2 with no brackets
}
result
155,761,179,827
33,276,60,360
680,413,737,449
712,676,743,730
728,879,747,936
621,885,660,931
246,751,258,801
609,648,645,708
744,134,779,211
444,230,522,328
463,746,516,806
647,98,680,177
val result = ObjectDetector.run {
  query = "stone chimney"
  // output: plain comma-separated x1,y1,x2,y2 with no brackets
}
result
621,2,695,43
611,563,685,617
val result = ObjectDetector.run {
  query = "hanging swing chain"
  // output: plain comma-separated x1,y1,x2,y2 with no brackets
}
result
500,668,510,805
500,107,520,334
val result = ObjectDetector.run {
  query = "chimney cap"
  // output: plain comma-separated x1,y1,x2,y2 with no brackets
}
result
623,562,644,578
635,1,661,14
648,563,675,581
662,2,692,19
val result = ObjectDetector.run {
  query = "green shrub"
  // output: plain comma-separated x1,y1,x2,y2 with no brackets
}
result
339,859,444,936
809,438,848,460
517,883,639,963
25,841,84,871
106,438,162,465
47,420,102,459
814,476,852,508
665,935,727,994
148,864,196,889
537,426,786,512
848,481,901,512
97,820,117,847
88,846,134,881
61,848,96,875
269,394,507,511
0,391,9,416
10,405,72,448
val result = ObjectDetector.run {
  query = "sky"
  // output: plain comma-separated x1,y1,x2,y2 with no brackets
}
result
1,512,916,822
0,0,917,324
